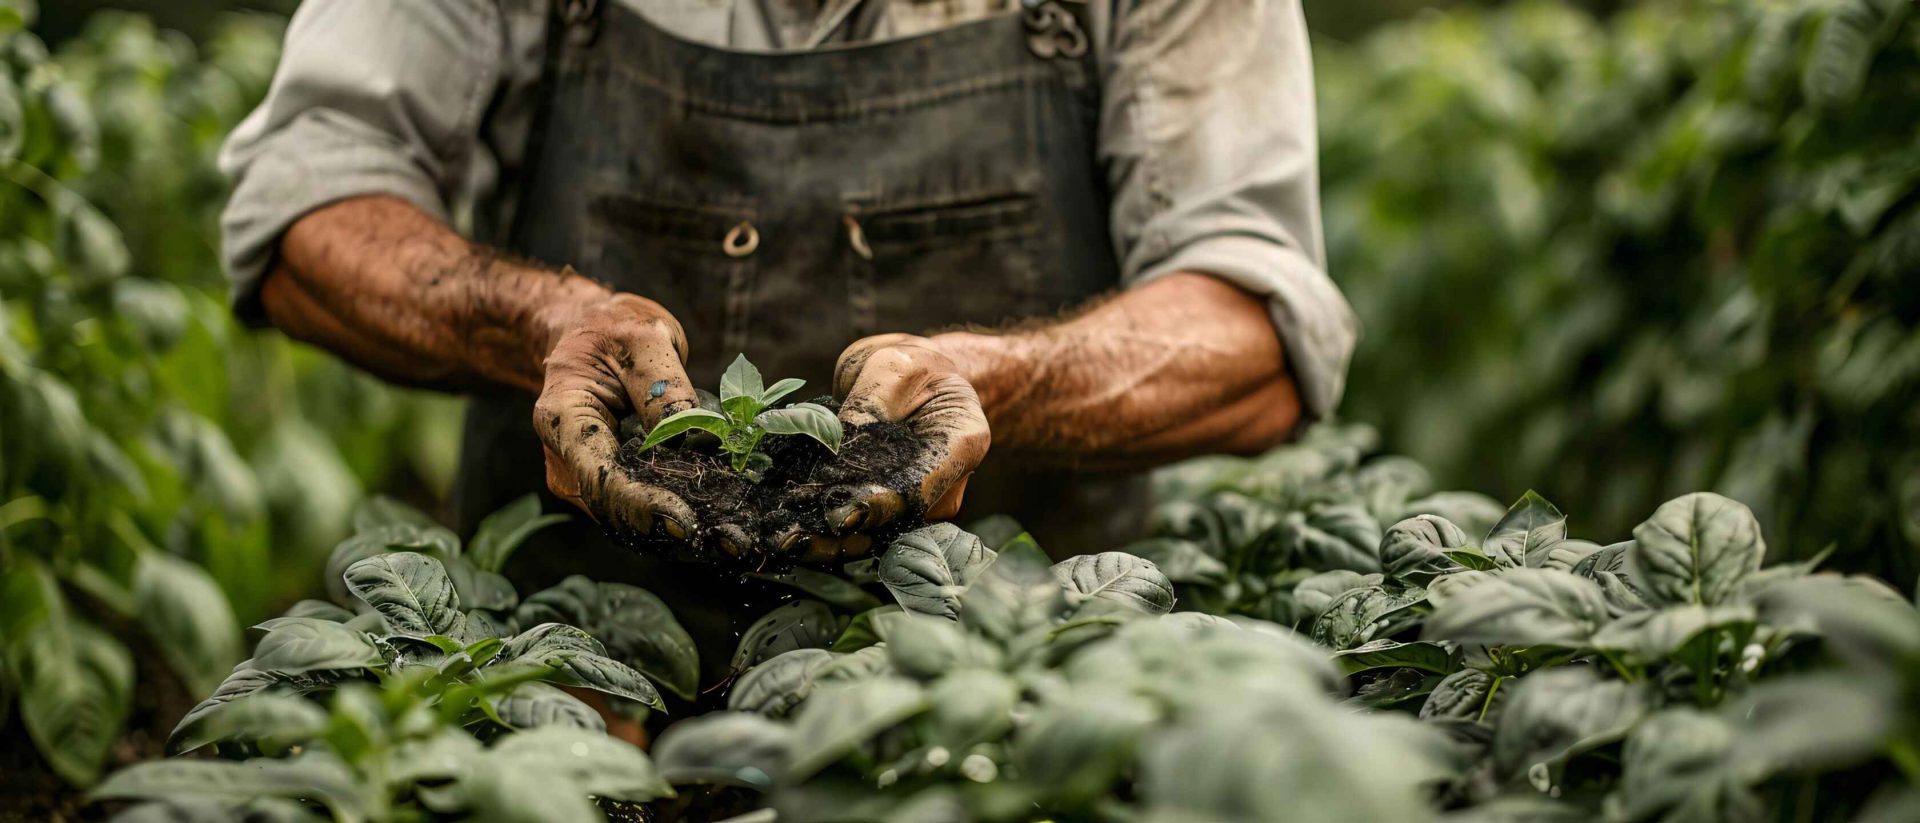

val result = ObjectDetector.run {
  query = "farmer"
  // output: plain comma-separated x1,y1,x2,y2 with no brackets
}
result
223,0,1354,689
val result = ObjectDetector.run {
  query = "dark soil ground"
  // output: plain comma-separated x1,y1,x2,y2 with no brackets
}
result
1,633,194,823
613,411,928,569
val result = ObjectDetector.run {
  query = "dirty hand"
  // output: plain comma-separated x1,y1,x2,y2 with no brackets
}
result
533,292,703,541
769,333,991,563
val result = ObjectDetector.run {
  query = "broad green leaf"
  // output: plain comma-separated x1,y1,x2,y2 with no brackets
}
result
323,523,459,605
879,524,997,619
202,693,328,750
1420,668,1505,723
760,377,806,407
1801,2,1877,109
169,666,343,754
135,550,242,696
921,668,1018,749
1482,491,1568,568
719,353,766,404
252,619,382,675
1590,604,1757,663
1333,639,1457,675
467,494,568,573
830,604,906,653
652,712,793,788
1423,568,1610,648
1492,667,1649,781
959,544,1070,650
16,617,133,786
542,651,665,711
502,622,606,663
884,614,1004,678
515,576,699,700
1278,504,1383,572
90,753,365,821
1618,709,1759,823
1753,575,1920,672
342,553,464,636
729,648,835,716
1049,552,1176,615
1722,673,1895,774
756,402,843,453
1380,514,1470,580
502,623,665,709
487,725,672,801
811,643,895,685
732,599,840,671
747,567,883,612
1127,537,1229,587
1629,493,1764,606
786,676,928,779
1291,570,1379,622
638,407,731,450
491,681,604,731
1013,692,1158,806
1312,586,1427,650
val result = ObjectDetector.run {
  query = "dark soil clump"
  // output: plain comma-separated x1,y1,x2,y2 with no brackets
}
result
612,405,928,568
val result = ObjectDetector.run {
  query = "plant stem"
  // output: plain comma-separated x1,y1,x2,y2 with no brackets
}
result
1597,650,1636,682
1477,675,1507,724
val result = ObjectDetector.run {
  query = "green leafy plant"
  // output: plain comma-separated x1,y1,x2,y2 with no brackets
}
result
168,549,669,756
0,5,455,795
637,354,842,474
652,523,1451,822
1319,0,1920,586
95,671,674,822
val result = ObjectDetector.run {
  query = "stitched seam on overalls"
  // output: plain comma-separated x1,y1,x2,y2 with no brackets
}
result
564,61,1056,123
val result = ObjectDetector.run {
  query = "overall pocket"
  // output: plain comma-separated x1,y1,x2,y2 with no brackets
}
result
854,190,1049,334
590,194,759,376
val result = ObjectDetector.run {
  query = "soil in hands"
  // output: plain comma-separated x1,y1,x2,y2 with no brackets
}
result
611,403,928,568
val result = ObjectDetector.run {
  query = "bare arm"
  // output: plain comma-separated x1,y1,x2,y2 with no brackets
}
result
261,195,607,393
934,273,1300,469
261,195,706,539
788,274,1299,561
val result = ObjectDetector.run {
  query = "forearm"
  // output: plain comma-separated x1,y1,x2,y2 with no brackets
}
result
259,195,612,393
932,273,1300,470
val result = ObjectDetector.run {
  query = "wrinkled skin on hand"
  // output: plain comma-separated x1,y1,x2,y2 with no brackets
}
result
533,294,707,542
764,333,992,564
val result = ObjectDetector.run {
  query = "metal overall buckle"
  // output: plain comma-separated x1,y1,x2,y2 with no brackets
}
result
561,0,600,47
1021,0,1088,60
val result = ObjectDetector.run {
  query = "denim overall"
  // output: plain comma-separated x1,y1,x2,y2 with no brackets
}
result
458,0,1144,695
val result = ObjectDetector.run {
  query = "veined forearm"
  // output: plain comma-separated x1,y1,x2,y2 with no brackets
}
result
260,196,611,394
932,273,1300,470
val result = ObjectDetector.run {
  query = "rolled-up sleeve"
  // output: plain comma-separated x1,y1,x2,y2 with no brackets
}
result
219,0,503,322
1099,0,1357,420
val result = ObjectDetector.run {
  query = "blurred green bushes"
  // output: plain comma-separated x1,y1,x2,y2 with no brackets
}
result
1319,0,1920,585
1,4,455,787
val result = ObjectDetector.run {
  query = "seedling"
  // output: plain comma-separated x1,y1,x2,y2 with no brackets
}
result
637,354,843,474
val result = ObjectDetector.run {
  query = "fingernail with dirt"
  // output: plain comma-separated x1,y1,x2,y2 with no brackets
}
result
776,527,807,555
828,501,868,533
715,524,750,558
657,514,689,541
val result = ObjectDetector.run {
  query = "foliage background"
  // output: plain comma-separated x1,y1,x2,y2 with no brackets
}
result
1319,0,1920,588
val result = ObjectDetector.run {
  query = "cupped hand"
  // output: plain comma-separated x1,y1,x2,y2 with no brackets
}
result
767,333,991,563
533,293,703,542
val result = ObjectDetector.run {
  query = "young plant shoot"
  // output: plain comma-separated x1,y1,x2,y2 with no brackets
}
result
637,354,843,475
